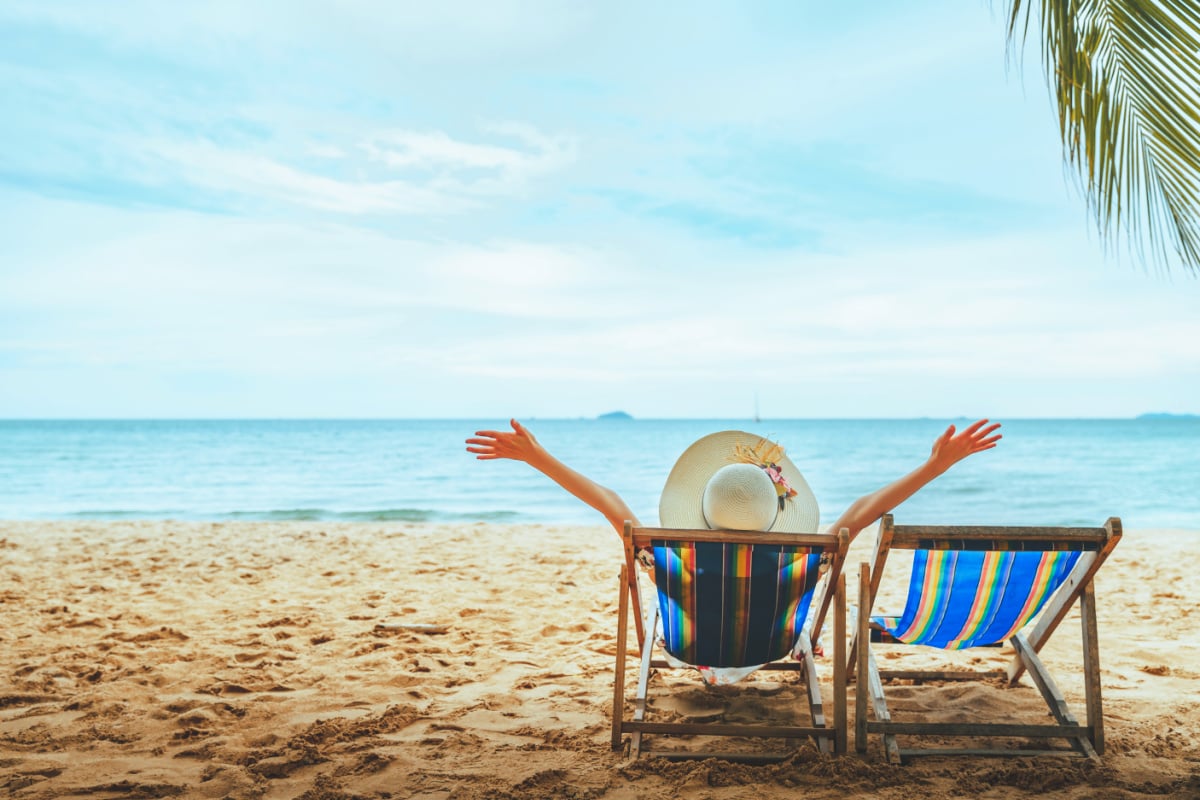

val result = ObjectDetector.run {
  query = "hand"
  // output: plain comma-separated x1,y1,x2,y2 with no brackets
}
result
928,419,1002,473
466,419,544,464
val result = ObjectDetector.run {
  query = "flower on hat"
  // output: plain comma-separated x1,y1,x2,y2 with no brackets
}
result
763,463,798,509
733,439,799,510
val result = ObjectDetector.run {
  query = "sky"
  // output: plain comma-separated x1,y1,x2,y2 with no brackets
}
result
1,0,1197,419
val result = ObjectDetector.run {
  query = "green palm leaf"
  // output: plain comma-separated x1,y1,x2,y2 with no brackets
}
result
1005,0,1200,273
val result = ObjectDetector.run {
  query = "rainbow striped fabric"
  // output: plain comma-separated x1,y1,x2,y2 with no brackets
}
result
651,540,823,668
876,549,1082,649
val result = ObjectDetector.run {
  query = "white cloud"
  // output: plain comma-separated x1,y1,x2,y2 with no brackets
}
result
141,141,469,214
124,123,577,216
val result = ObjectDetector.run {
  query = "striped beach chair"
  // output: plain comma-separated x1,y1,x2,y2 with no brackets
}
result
852,514,1122,763
611,523,849,761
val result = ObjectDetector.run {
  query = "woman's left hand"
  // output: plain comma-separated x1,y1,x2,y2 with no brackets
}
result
929,419,1002,472
466,419,545,464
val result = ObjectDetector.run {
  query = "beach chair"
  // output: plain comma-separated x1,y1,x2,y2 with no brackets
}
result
611,522,849,762
851,514,1122,763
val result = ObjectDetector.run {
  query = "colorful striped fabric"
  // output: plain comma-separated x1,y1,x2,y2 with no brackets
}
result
651,540,823,668
876,549,1082,649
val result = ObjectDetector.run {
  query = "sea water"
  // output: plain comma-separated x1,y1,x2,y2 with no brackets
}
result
0,418,1196,529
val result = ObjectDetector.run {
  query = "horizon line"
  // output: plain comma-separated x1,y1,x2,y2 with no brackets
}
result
0,414,1195,422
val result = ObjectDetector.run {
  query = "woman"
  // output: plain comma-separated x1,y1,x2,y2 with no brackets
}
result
465,418,1001,683
465,418,1001,545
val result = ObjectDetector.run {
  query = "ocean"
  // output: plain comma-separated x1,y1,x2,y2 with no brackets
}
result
0,418,1196,530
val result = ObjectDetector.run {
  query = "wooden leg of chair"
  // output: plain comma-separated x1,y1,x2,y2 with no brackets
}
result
1012,632,1099,761
865,645,899,764
628,569,646,657
1080,580,1104,756
833,571,847,755
612,567,629,751
799,635,830,754
630,601,658,760
856,563,869,754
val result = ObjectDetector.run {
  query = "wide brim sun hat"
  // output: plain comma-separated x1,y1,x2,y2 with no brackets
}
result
659,430,819,533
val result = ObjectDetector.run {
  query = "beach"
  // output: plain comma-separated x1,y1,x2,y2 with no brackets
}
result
1,520,1197,799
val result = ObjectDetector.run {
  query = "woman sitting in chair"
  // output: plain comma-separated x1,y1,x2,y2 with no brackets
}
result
466,419,1000,684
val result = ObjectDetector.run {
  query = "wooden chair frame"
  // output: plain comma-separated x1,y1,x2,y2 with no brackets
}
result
612,522,849,762
851,514,1122,763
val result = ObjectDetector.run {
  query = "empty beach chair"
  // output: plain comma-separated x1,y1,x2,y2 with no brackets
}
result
852,514,1122,762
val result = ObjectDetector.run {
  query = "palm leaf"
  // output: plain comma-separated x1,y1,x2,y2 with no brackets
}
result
1004,0,1200,273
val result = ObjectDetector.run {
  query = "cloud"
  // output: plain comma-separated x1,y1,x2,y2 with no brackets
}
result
360,123,577,197
365,124,573,173
116,122,578,216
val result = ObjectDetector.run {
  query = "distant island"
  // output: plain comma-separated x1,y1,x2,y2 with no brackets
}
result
1137,412,1199,420
597,411,633,421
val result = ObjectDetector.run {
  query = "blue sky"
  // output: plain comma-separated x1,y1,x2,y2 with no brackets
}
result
1,0,1197,418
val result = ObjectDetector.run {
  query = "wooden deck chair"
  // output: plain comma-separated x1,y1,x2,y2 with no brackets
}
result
851,514,1122,763
612,522,849,762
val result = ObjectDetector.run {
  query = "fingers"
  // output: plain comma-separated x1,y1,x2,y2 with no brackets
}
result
963,420,1002,454
975,440,1002,452
961,418,988,435
955,420,1002,442
973,422,1002,438
465,436,496,445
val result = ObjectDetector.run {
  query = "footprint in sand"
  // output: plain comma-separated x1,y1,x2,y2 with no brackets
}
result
125,627,190,643
654,690,727,721
1139,664,1171,676
258,616,311,629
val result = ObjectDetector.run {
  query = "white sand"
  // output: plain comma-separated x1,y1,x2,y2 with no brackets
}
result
1,520,1197,799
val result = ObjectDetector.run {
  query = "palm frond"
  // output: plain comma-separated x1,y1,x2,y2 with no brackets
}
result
1005,0,1200,273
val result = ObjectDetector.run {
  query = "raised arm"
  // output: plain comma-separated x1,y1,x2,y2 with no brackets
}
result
465,419,641,534
829,419,1002,543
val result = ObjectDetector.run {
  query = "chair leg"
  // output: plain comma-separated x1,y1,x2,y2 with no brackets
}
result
1012,632,1099,761
629,601,659,760
865,645,899,763
855,563,869,753
1080,580,1104,755
612,568,629,751
833,570,847,755
798,635,830,754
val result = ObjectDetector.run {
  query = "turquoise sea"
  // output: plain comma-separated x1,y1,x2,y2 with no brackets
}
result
0,418,1196,530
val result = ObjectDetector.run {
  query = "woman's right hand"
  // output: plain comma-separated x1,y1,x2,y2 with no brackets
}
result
466,419,544,464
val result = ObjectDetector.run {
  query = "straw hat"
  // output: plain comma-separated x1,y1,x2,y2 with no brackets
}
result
658,431,819,533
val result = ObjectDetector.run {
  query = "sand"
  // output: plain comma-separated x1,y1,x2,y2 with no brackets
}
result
1,520,1198,799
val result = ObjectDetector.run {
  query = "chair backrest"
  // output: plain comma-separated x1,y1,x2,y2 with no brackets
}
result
870,516,1121,650
626,526,847,668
